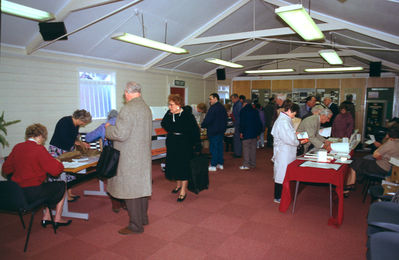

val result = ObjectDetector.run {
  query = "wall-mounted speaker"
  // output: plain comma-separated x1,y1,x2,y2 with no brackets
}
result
369,62,381,77
39,22,68,41
216,68,226,80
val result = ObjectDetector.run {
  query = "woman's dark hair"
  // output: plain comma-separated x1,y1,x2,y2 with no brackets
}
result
339,103,348,111
25,123,48,141
282,99,299,114
387,123,399,138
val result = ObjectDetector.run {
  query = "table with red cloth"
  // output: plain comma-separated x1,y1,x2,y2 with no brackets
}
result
279,159,350,227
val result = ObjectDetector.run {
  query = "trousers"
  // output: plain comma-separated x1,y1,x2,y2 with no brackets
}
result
125,197,149,233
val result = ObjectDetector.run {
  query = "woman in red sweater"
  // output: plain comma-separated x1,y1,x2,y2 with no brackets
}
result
2,124,71,228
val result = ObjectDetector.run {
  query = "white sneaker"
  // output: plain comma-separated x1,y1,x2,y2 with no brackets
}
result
217,164,224,170
273,198,281,204
239,166,250,170
208,166,217,172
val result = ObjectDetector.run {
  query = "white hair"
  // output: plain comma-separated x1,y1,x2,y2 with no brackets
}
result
319,108,332,116
125,81,142,94
276,93,286,101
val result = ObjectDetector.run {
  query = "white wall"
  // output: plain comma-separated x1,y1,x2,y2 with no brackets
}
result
0,46,215,155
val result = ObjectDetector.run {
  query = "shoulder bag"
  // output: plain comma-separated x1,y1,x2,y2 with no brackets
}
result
96,141,120,179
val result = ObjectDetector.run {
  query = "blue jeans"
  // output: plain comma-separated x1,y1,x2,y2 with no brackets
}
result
209,134,224,166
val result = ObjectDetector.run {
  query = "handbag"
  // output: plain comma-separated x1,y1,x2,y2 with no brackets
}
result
96,141,120,179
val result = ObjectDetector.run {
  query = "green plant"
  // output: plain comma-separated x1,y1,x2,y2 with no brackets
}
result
0,112,21,148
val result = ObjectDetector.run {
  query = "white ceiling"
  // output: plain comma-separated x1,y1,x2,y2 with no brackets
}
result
1,0,399,79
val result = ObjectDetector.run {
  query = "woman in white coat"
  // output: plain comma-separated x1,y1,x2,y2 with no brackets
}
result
271,100,305,203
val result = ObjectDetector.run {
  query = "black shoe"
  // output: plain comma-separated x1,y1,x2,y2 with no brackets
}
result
68,196,79,203
55,220,72,228
171,187,181,194
41,220,54,228
177,194,187,202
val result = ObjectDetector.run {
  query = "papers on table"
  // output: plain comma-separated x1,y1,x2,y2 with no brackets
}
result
335,158,353,164
319,127,331,138
63,161,89,169
389,157,399,167
300,161,342,170
330,142,350,154
365,134,376,145
297,131,309,139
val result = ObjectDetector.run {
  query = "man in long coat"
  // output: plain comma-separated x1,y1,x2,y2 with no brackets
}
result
105,81,152,235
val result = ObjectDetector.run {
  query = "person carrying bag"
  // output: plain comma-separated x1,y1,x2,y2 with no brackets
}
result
96,141,120,179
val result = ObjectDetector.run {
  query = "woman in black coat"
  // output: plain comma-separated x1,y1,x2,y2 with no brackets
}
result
161,94,200,202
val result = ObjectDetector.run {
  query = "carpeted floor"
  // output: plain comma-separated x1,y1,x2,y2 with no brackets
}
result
0,147,370,259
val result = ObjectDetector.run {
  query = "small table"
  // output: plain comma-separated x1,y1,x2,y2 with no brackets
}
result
279,159,350,227
56,157,102,220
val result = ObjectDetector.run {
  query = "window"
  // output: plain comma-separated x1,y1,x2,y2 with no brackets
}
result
217,85,230,104
79,71,116,119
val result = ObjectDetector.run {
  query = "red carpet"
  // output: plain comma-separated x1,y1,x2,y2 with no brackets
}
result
0,148,369,259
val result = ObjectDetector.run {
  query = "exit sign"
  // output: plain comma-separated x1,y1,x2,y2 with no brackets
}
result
174,80,185,86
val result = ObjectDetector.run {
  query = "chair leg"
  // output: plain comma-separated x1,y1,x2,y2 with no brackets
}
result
24,211,36,252
48,206,57,234
363,180,371,203
18,210,26,229
329,184,333,217
292,181,300,214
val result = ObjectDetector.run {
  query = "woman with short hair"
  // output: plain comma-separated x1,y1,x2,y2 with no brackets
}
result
48,109,92,202
271,100,306,203
2,124,71,227
161,94,200,202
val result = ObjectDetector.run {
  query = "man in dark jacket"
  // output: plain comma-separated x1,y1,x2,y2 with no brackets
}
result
239,99,262,170
201,93,228,172
231,93,243,157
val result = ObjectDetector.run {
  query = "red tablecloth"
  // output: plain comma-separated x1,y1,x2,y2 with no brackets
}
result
279,159,350,227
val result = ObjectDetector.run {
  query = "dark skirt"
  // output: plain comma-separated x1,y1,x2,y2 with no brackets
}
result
350,157,389,178
22,181,66,208
165,134,193,181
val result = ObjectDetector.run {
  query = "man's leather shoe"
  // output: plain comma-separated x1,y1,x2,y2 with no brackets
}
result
118,227,136,235
54,220,72,228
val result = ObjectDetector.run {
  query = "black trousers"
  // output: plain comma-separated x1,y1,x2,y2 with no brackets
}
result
274,183,282,200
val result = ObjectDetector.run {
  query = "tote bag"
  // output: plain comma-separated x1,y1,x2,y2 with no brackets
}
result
96,141,120,179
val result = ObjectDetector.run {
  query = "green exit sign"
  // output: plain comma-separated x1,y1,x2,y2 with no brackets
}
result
174,80,185,86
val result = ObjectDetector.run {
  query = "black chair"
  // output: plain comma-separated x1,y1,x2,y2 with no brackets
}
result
366,201,399,260
362,173,387,203
0,181,56,252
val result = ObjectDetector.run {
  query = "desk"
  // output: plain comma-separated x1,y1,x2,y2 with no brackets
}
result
56,157,102,220
279,159,350,227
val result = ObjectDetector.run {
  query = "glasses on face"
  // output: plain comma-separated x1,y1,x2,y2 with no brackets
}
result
168,103,176,107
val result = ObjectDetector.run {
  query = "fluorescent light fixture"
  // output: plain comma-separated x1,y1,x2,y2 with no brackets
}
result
112,33,188,54
275,4,324,41
205,58,243,68
245,69,294,74
1,0,55,22
319,50,343,65
305,67,363,72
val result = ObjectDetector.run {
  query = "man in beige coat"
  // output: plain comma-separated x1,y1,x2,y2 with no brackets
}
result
105,81,152,235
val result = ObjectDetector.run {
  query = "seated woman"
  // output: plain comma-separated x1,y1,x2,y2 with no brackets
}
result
345,124,399,196
2,124,71,227
331,103,354,138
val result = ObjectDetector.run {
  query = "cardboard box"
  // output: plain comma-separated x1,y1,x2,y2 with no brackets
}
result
390,165,399,183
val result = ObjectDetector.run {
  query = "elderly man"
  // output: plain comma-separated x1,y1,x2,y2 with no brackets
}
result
323,97,339,126
297,108,333,153
298,95,317,119
105,81,152,235
231,93,242,157
201,93,228,172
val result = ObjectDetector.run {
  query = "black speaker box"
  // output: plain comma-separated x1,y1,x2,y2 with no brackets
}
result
369,62,381,77
39,22,68,41
216,68,226,80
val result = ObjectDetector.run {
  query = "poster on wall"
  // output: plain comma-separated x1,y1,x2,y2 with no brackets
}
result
292,88,315,104
316,88,340,104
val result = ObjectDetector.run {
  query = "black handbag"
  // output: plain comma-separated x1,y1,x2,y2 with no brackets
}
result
96,141,120,179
